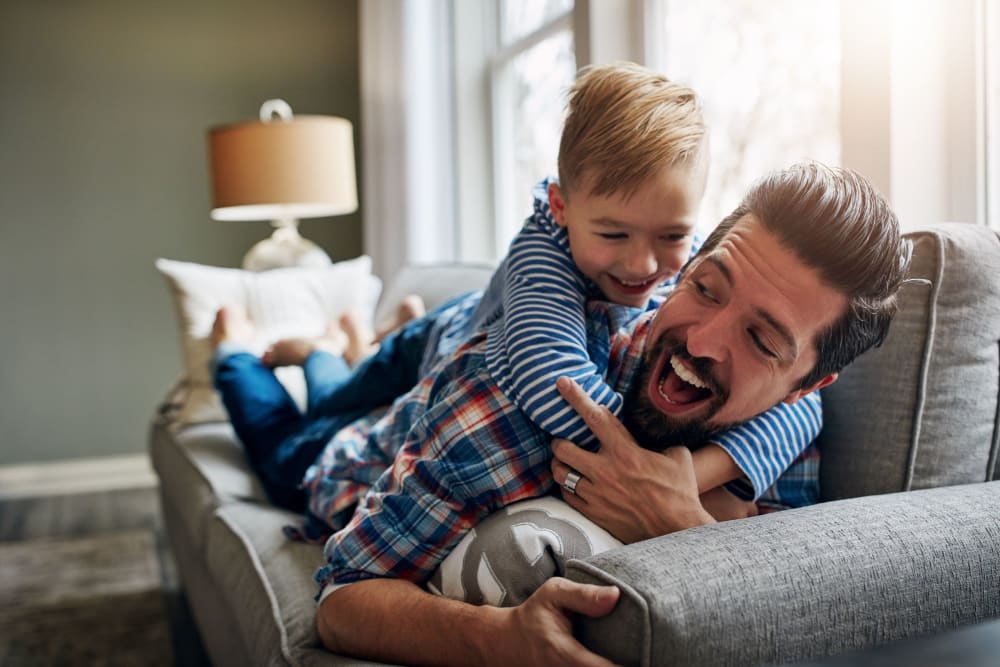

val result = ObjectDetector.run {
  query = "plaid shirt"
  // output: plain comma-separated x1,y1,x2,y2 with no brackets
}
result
309,298,820,588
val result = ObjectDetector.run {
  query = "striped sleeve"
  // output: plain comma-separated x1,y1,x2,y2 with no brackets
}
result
487,220,620,449
711,391,823,501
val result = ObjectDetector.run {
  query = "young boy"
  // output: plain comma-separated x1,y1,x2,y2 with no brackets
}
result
466,64,819,501
212,63,820,577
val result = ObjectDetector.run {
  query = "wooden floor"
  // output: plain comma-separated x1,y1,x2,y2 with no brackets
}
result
0,484,212,666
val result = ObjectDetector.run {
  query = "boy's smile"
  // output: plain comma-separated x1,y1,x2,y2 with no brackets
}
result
548,163,706,308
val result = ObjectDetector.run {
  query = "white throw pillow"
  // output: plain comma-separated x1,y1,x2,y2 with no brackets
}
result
156,256,381,425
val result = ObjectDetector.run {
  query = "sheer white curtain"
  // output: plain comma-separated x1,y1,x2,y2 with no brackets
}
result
359,0,457,284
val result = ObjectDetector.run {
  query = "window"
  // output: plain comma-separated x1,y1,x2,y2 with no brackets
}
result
443,0,993,267
491,0,576,250
986,0,999,229
648,0,841,232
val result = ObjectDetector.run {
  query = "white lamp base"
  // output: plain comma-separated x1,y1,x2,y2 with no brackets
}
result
242,219,332,271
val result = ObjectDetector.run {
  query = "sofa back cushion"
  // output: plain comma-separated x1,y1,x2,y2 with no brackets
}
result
819,223,1000,500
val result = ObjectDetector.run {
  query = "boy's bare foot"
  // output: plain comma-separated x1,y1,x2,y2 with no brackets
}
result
211,305,256,348
374,294,426,343
262,323,348,368
339,310,377,367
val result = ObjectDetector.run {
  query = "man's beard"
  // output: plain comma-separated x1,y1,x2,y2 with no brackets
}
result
623,332,741,452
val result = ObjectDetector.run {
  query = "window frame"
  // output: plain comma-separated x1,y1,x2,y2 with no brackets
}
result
448,0,994,267
489,4,574,256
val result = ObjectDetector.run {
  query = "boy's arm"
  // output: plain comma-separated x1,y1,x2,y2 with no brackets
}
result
707,392,823,501
491,220,624,449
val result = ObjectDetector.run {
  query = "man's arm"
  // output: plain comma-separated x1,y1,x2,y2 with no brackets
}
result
317,577,621,667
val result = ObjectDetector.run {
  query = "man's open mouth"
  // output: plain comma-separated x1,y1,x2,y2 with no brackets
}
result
648,353,716,415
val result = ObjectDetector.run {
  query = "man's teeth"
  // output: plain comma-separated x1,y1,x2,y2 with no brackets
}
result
670,355,707,389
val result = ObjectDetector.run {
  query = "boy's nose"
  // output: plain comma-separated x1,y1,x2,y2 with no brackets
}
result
624,249,658,278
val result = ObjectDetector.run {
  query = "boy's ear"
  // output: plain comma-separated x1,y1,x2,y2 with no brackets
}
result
782,372,838,404
548,182,568,228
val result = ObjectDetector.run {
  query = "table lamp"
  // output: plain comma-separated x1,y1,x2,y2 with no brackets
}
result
207,99,358,271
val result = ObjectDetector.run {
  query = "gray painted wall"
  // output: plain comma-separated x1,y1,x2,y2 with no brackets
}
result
0,0,361,465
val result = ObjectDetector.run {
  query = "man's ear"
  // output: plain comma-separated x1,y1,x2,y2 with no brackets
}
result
782,372,838,404
548,182,568,228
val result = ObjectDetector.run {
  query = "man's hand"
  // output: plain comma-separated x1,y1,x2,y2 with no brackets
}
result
551,376,716,543
319,576,621,667
492,578,622,667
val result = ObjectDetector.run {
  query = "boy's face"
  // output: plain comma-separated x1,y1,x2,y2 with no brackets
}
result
549,163,705,308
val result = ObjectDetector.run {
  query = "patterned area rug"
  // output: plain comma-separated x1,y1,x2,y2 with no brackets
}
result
0,530,174,666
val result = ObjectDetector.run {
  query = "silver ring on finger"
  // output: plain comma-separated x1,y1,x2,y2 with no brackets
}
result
563,469,582,495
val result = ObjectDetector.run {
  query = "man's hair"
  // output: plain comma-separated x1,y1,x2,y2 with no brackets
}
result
699,162,910,389
558,62,706,198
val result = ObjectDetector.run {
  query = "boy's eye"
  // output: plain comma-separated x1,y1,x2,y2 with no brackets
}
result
748,329,778,358
663,233,689,242
597,232,627,240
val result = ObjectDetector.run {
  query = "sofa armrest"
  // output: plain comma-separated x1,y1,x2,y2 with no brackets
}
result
566,481,1000,667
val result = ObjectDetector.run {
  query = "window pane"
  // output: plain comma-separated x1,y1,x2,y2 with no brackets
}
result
495,29,576,247
988,0,1000,229
501,0,573,46
652,0,841,232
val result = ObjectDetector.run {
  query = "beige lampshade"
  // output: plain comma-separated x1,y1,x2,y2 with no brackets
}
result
208,114,358,221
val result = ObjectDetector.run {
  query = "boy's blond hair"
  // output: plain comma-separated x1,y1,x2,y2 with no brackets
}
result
558,62,706,198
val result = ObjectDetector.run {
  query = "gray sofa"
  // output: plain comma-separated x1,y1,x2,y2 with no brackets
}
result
151,223,1000,666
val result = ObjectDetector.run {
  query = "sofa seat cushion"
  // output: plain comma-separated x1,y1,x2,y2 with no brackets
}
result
205,501,391,667
150,420,266,551
819,223,1000,499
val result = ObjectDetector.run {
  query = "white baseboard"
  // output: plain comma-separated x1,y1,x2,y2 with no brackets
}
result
0,454,156,499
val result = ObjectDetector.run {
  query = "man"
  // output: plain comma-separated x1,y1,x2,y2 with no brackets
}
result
316,162,910,666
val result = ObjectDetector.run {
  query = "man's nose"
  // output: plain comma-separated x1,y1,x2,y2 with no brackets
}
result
684,310,731,363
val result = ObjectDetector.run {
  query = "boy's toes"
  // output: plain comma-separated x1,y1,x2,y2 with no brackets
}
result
396,295,426,324
211,304,254,347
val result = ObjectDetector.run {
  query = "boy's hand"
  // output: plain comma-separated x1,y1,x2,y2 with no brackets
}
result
551,377,715,543
699,486,759,522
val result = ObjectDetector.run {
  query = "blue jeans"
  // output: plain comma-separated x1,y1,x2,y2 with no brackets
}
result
212,303,453,512
306,307,447,417
213,351,369,512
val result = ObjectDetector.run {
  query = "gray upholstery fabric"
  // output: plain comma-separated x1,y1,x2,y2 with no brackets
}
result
819,223,1000,499
568,482,1000,667
153,420,394,667
149,420,265,549
159,488,258,667
372,262,496,329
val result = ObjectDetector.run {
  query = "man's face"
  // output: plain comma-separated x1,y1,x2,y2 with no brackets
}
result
549,163,704,308
626,214,845,448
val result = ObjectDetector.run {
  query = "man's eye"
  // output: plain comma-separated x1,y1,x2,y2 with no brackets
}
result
748,329,778,358
694,280,715,301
